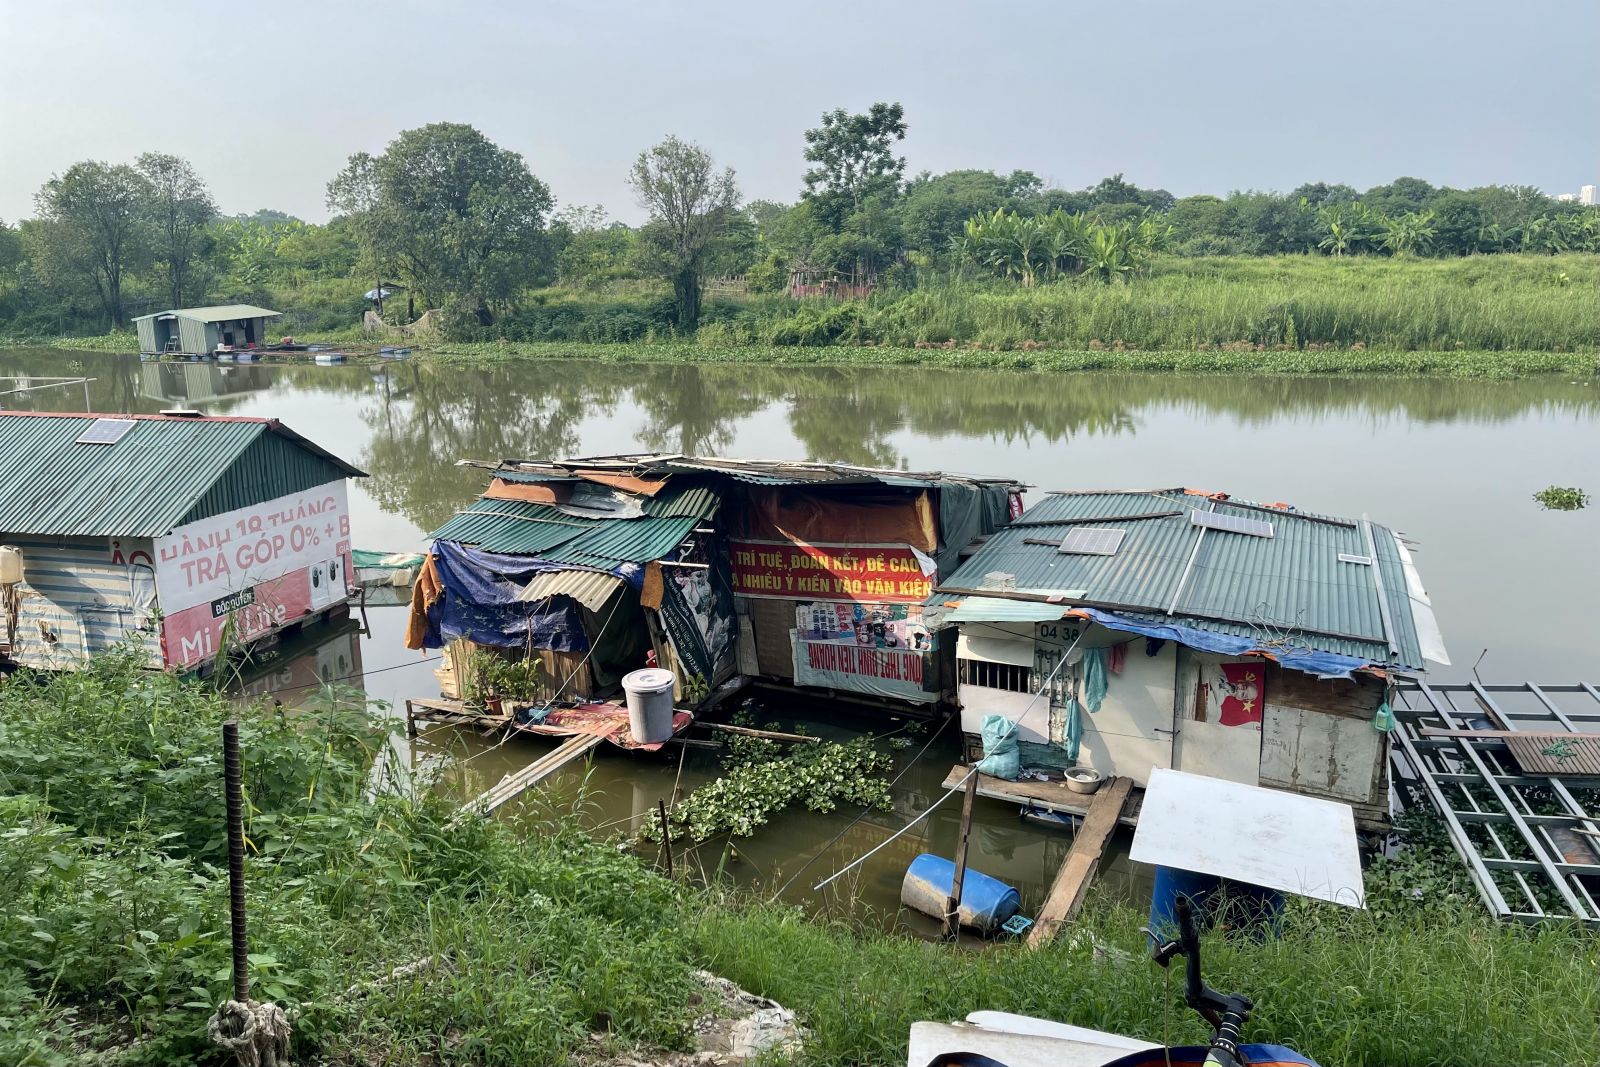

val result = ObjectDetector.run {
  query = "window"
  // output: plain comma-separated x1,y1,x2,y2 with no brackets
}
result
958,657,1032,693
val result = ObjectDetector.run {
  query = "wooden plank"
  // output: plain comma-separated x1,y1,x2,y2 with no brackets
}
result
1026,777,1133,948
454,733,604,823
940,765,1143,827
700,721,821,745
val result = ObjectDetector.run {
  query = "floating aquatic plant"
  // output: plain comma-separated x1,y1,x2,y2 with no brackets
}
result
1533,485,1590,511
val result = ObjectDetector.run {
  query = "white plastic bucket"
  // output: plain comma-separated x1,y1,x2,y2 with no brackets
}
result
622,667,676,744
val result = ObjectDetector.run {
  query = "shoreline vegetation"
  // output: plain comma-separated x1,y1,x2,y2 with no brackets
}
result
3,663,1599,1066
5,255,1596,378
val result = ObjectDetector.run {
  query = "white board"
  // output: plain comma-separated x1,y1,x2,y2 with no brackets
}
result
1130,766,1365,908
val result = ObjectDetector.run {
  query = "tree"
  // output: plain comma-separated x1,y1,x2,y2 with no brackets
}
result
327,123,553,318
628,136,740,331
0,219,22,289
801,102,907,227
32,161,152,328
136,153,217,308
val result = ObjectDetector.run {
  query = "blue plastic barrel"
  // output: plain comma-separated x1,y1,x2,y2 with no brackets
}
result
1149,865,1286,939
901,853,1021,935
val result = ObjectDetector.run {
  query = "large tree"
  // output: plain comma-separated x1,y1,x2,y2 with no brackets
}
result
801,102,907,228
136,153,217,308
628,136,739,331
327,123,553,318
32,161,152,327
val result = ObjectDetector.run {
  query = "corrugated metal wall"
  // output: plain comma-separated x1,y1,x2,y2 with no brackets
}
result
181,433,353,526
177,317,210,354
136,319,158,353
3,536,162,670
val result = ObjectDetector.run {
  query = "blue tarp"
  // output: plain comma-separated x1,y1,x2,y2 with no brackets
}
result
1075,607,1371,680
421,541,602,652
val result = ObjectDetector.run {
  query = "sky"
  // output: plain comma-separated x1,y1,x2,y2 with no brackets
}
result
2,0,1597,225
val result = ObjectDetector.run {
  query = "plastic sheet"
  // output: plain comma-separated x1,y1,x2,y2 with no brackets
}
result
418,541,593,652
1071,607,1372,679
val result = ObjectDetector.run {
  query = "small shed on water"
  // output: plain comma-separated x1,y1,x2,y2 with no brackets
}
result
0,411,365,672
133,304,282,355
407,455,1021,709
931,488,1450,829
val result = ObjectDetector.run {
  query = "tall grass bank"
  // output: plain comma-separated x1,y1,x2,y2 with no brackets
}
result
2,663,1598,1065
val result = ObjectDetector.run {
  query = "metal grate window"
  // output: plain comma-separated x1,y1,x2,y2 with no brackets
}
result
958,657,1032,693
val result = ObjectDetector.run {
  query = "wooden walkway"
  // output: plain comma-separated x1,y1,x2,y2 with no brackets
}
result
1026,776,1134,949
940,765,1142,826
450,733,605,827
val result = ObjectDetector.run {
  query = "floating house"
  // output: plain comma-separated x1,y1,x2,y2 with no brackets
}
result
930,488,1449,830
133,304,282,356
0,411,365,673
406,455,1021,709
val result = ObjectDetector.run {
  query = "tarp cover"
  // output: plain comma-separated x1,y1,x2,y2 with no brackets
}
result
935,482,1013,578
1071,607,1370,680
419,540,593,652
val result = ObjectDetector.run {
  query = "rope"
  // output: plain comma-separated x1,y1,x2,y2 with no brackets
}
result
208,999,291,1067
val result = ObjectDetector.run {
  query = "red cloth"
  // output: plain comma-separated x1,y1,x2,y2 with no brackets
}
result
1108,641,1128,675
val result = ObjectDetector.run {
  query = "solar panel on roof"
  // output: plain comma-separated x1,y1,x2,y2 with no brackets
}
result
1338,553,1373,565
74,418,136,445
1058,527,1126,555
1190,510,1273,538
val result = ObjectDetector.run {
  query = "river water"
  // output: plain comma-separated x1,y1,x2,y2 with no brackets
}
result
5,348,1597,926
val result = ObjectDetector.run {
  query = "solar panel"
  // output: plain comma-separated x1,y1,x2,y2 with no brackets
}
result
74,418,136,445
1058,527,1126,556
1337,553,1374,565
1190,510,1274,538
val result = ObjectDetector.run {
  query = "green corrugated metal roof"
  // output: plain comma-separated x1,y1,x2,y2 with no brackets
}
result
938,490,1432,671
427,496,702,566
132,304,281,323
429,498,601,554
0,412,363,537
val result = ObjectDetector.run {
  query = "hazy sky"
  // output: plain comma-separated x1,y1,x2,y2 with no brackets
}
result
3,0,1597,225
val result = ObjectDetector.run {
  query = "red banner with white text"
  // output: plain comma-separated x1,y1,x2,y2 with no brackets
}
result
727,539,935,603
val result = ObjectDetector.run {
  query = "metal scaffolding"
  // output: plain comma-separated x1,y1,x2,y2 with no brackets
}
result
1390,680,1600,926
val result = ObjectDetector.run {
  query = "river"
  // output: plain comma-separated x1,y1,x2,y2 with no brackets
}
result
4,348,1597,926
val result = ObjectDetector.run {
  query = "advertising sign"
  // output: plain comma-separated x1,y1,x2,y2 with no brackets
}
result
155,482,353,667
729,539,934,603
791,602,936,703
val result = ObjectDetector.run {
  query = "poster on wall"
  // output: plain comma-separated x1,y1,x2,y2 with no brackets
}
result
791,602,936,703
729,539,935,603
1210,661,1266,727
154,483,353,667
657,564,738,689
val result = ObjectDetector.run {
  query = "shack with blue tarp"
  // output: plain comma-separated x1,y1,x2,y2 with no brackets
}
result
406,454,1021,709
929,488,1450,830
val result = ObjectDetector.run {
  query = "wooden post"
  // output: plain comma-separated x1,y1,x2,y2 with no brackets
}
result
657,799,674,877
944,772,978,939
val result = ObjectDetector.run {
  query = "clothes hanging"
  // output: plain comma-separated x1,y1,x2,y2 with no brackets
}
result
1081,646,1109,713
1108,641,1127,675
1064,694,1084,762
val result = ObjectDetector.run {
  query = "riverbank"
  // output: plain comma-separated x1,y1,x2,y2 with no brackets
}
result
10,334,1594,379
3,663,1596,1067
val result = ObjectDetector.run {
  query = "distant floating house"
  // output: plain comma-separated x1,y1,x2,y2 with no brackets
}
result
0,411,365,673
407,455,1021,708
930,488,1449,829
133,304,283,356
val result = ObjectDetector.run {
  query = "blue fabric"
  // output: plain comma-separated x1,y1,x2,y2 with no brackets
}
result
1077,608,1370,680
424,541,591,652
1081,646,1108,713
976,715,1021,780
1064,695,1084,761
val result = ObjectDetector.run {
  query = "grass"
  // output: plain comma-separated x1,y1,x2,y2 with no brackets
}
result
5,664,1600,1066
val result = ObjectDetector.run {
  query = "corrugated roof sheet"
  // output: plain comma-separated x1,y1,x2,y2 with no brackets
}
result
0,412,363,537
938,489,1433,671
132,304,281,323
517,568,626,611
488,454,1023,491
428,496,703,566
